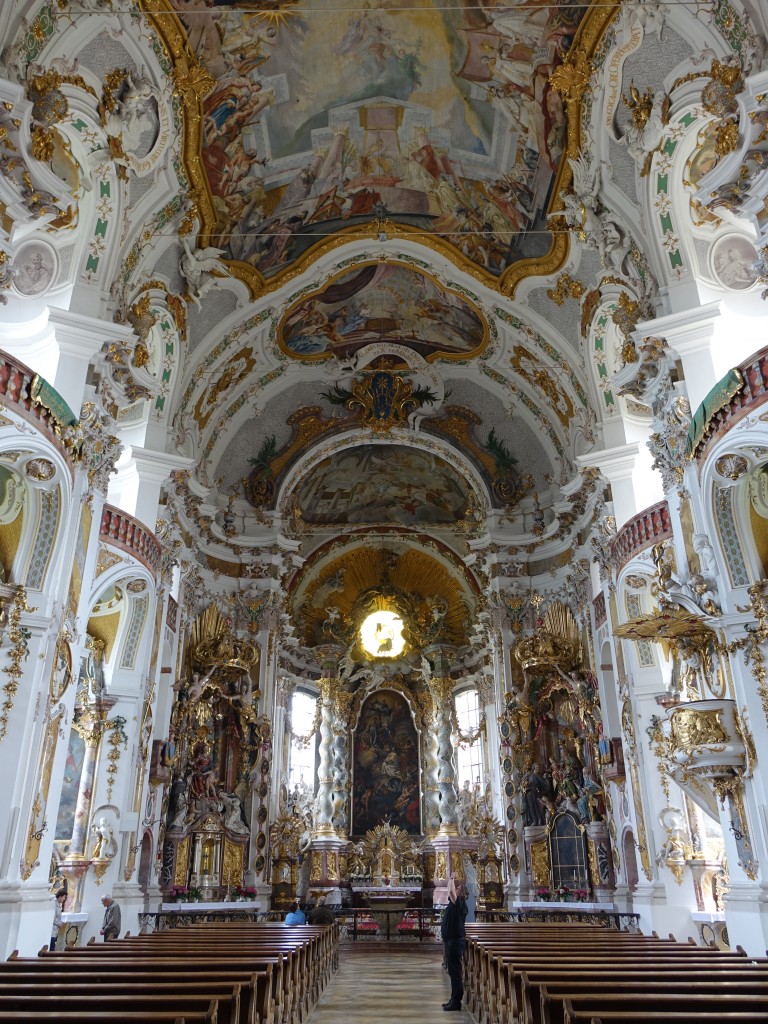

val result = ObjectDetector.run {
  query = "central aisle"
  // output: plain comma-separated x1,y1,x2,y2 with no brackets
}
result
307,948,472,1023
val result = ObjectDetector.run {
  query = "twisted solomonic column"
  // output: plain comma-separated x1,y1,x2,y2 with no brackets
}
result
312,645,345,838
313,676,337,836
331,691,352,838
429,675,459,835
417,691,441,835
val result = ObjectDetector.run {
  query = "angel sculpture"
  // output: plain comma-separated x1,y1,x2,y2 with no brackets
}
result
91,817,117,860
552,154,629,272
180,236,230,308
618,83,670,176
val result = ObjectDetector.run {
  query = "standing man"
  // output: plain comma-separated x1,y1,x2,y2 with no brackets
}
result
99,893,121,941
440,876,467,1012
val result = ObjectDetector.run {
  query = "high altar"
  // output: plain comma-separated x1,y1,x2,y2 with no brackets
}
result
263,586,609,914
160,584,613,916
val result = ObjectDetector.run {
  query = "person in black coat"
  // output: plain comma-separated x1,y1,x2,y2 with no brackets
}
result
440,876,468,1011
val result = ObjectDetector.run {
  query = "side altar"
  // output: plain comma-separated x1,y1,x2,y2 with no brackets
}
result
159,604,268,901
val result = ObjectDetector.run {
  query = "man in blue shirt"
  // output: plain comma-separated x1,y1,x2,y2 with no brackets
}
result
284,900,306,925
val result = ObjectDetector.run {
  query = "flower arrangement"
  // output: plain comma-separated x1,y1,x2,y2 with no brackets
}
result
397,912,431,936
231,884,257,901
535,886,590,903
356,915,379,934
173,885,204,903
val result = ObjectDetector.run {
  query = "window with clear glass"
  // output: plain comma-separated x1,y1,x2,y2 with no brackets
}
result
289,689,318,790
454,687,483,789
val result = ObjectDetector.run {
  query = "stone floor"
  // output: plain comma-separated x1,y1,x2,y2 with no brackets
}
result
307,947,472,1023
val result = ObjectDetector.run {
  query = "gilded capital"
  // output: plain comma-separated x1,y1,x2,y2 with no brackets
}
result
317,676,337,701
429,676,455,705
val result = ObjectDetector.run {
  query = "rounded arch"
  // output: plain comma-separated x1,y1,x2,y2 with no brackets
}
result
84,561,156,693
276,428,492,519
0,428,76,594
698,424,768,592
137,830,153,895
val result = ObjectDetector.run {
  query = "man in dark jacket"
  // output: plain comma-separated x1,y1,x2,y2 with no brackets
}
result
440,876,467,1011
308,894,335,925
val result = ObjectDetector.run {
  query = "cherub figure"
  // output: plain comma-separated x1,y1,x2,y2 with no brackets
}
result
91,817,117,859
180,236,231,308
552,154,629,271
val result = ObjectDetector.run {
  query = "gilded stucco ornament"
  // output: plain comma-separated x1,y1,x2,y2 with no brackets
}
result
701,59,745,160
0,587,34,742
79,402,123,495
0,250,17,304
655,807,689,885
546,273,584,306
754,245,768,300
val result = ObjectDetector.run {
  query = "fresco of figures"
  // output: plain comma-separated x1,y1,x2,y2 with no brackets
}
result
280,263,486,358
172,0,584,277
353,690,421,835
298,444,469,526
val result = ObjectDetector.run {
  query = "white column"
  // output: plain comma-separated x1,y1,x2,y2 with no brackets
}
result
48,309,136,416
577,443,662,529
638,302,721,413
108,449,194,532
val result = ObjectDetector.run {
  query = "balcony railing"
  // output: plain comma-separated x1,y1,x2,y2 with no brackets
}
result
0,352,78,468
612,501,671,572
100,505,162,577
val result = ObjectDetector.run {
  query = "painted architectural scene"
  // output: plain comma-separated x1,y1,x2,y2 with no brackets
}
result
173,0,584,278
280,263,486,359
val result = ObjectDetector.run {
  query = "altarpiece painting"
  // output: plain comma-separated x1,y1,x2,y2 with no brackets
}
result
352,690,421,835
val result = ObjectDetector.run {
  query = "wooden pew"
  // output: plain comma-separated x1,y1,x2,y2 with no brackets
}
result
24,959,282,1024
4,922,332,1024
519,968,768,1024
463,923,766,1024
546,990,768,1024
0,1016,206,1024
0,1002,217,1023
0,966,272,1024
586,1016,768,1023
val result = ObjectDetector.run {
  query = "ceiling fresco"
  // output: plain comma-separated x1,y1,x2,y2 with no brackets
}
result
297,444,470,526
279,262,487,360
166,0,588,284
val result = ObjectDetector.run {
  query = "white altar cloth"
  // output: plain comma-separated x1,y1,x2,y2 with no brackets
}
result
160,900,260,912
513,900,615,911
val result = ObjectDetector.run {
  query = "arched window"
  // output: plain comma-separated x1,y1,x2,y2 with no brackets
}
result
288,689,318,790
454,687,483,789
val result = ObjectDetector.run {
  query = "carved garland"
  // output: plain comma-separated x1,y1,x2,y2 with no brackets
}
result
0,587,34,741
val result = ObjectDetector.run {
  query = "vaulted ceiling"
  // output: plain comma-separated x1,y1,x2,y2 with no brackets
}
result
3,0,762,651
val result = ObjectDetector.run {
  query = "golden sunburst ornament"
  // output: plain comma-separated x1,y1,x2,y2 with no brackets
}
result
359,610,406,659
